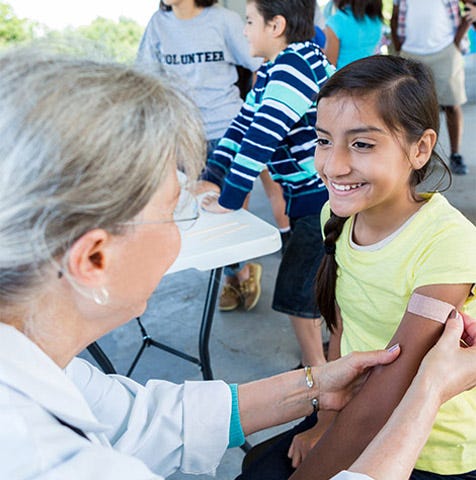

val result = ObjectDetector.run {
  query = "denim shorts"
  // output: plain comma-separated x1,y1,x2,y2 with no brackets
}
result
272,213,324,318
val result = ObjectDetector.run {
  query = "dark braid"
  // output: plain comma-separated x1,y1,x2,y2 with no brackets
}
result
316,212,348,332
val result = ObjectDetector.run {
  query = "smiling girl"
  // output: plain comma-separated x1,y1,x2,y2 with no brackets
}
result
289,55,476,479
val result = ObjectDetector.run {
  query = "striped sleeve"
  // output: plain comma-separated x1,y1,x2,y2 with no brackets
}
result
219,50,328,209
200,87,258,187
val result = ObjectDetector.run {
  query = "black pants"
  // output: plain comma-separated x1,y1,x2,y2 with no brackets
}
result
237,413,317,480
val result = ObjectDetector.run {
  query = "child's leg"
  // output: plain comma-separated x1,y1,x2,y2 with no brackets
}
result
219,191,262,312
291,316,326,366
272,214,327,368
259,169,289,230
259,170,291,251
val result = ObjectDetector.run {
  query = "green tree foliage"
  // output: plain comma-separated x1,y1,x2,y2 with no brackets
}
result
0,2,144,63
0,1,35,47
76,16,143,63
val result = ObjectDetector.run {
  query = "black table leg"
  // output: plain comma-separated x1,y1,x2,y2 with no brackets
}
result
198,267,223,380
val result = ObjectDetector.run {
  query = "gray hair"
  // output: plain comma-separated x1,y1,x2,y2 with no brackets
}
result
0,47,205,305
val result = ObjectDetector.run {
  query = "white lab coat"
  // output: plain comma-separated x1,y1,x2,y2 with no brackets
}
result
0,323,231,479
331,472,373,480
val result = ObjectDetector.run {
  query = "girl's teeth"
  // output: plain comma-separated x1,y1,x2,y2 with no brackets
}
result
333,183,362,191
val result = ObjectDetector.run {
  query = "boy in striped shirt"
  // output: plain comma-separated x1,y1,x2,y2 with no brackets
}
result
200,0,335,368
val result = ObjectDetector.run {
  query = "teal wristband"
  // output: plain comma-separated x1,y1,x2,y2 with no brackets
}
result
228,384,245,448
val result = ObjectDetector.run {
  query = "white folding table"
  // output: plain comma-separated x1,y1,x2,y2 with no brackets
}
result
88,207,281,380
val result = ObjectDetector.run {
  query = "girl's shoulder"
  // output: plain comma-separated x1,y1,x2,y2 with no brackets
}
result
418,193,475,230
405,194,476,256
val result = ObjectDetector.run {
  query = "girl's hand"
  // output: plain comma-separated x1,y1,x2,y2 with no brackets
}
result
416,312,476,404
288,411,337,468
318,346,401,411
200,193,232,214
288,423,325,468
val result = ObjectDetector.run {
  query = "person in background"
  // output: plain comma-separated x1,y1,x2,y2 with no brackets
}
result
324,0,384,69
137,0,261,152
390,0,472,175
463,0,476,26
137,0,292,311
314,1,327,48
0,45,403,479
200,0,335,368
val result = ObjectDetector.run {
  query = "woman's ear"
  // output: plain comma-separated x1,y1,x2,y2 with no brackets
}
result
66,229,111,287
409,128,438,170
270,14,286,38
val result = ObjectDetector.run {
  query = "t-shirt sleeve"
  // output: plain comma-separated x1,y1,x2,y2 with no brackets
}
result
412,213,476,313
326,11,344,38
136,14,160,65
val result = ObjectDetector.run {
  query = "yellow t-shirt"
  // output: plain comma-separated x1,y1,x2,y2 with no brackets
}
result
321,193,476,474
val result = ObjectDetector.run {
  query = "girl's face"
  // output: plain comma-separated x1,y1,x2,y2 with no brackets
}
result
315,94,417,220
244,2,279,59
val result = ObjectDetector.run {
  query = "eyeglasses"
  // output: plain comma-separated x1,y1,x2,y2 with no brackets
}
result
123,189,200,231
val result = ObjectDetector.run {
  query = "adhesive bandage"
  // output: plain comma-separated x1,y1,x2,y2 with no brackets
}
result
407,293,457,324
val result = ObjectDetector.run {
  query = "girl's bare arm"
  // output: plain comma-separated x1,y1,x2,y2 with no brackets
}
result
290,283,471,480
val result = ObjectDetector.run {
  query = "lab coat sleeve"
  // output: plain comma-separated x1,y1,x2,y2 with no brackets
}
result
66,358,231,477
331,472,374,480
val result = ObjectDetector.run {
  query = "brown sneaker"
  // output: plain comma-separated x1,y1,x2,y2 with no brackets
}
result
219,284,242,311
239,263,262,311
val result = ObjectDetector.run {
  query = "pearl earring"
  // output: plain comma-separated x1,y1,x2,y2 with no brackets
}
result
92,287,109,306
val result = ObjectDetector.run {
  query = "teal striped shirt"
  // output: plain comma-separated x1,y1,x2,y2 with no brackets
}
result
202,41,334,218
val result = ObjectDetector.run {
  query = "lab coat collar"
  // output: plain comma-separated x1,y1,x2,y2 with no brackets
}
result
0,323,107,434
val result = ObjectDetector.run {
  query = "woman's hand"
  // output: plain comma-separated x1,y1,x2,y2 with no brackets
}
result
200,192,233,214
318,345,401,411
415,312,476,405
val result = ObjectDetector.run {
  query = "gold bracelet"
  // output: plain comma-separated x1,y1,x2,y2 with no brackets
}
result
304,365,319,413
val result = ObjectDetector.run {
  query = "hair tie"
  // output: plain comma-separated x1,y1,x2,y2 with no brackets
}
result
324,244,336,255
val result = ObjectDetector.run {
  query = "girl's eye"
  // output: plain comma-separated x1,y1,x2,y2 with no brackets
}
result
316,138,330,146
352,141,375,149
